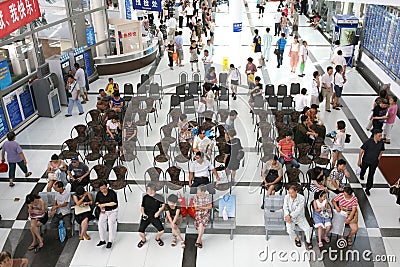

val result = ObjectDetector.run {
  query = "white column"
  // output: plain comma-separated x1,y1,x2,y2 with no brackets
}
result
118,0,126,19
90,0,108,56
229,0,243,67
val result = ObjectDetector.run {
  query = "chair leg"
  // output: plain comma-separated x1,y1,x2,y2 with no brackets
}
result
124,188,127,202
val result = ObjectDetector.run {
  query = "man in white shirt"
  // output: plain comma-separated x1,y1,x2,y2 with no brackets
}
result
50,181,72,237
178,2,184,28
203,39,215,56
298,41,308,77
331,50,346,106
284,185,313,249
262,27,273,62
202,50,213,76
189,151,219,193
310,71,320,105
167,16,177,41
321,66,334,112
65,74,84,117
294,88,308,112
156,28,164,56
74,63,88,103
274,9,282,36
193,127,213,158
184,2,194,27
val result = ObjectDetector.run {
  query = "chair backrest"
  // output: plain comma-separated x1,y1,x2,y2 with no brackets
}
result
219,86,228,96
188,82,199,95
124,83,134,95
86,110,101,125
265,84,275,97
176,84,186,96
149,83,160,96
91,164,111,181
217,109,229,122
137,84,148,95
141,73,150,84
277,84,287,96
219,73,228,85
184,94,195,107
290,83,300,95
88,140,102,153
137,109,148,121
144,167,164,191
282,96,293,108
179,72,188,84
170,95,181,108
63,138,78,152
267,96,278,108
264,194,285,211
192,72,201,82
72,124,87,138
112,165,127,180
38,192,56,208
254,95,264,109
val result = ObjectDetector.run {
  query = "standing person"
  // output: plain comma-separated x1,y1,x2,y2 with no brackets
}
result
156,28,164,56
298,40,308,77
0,251,28,267
166,39,175,69
331,50,347,105
178,2,184,28
25,193,47,251
253,29,263,68
332,65,346,110
96,180,118,249
358,129,385,196
320,66,333,112
65,74,84,117
203,39,215,56
202,50,213,77
74,63,88,103
256,0,265,18
310,71,320,105
105,78,119,95
371,99,389,132
300,0,308,15
174,31,184,66
185,2,194,27
137,183,165,248
228,64,241,100
1,132,32,187
224,129,243,183
331,120,346,167
245,57,257,86
280,12,288,37
189,40,200,72
194,185,212,248
383,96,398,144
289,36,300,73
276,33,287,68
159,20,167,45
291,8,299,36
274,9,282,36
167,16,177,41
262,27,273,62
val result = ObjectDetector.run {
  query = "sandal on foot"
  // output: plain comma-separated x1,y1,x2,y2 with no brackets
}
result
306,242,313,249
137,239,146,248
156,238,164,246
25,172,32,177
195,242,203,248
181,242,186,249
318,242,323,248
79,236,84,240
84,234,91,240
323,236,330,243
347,237,353,246
295,239,301,247
171,238,177,247
28,244,38,250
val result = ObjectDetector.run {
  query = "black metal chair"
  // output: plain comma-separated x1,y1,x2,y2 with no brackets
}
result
217,86,229,107
265,84,275,98
123,83,134,103
290,83,300,95
149,83,162,109
277,84,287,102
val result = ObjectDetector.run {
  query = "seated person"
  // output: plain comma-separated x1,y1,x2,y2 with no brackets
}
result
189,152,220,194
50,181,72,238
312,190,331,248
0,251,28,267
97,89,111,112
204,84,215,111
25,193,48,251
105,77,119,95
248,76,263,113
314,17,325,30
332,187,359,245
137,183,165,248
109,92,125,113
261,155,283,197
309,166,329,194
204,67,219,97
194,185,212,249
46,154,67,192
305,104,319,125
278,131,300,168
165,194,185,248
224,110,238,131
73,186,94,241
67,157,90,192
294,115,318,145
192,127,213,159
178,114,194,143
284,185,313,249
326,159,350,194
106,116,122,142
123,119,138,143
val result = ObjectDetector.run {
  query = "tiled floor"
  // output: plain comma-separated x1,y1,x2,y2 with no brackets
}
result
1,1,400,267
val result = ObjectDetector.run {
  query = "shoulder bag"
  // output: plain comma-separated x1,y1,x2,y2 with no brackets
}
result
390,177,400,196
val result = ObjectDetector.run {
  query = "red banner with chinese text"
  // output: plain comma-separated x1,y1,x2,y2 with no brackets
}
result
0,0,41,39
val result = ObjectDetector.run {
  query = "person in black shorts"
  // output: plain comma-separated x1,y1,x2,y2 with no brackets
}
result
137,183,165,248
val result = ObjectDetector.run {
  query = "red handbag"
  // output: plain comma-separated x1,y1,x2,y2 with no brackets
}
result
178,193,187,217
187,198,196,218
0,160,8,173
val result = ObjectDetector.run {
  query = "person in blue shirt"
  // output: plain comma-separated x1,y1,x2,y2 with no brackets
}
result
109,92,124,113
276,33,287,68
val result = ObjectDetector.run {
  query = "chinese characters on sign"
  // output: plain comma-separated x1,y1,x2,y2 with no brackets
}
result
125,0,132,20
133,0,161,12
0,0,41,39
85,27,96,47
119,31,137,39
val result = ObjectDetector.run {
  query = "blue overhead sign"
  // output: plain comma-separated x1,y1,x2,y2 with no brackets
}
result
233,22,242,32
125,0,132,20
133,0,162,12
0,60,12,91
86,27,96,47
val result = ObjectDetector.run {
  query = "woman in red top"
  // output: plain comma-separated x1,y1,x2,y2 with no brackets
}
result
278,131,300,168
332,187,358,245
